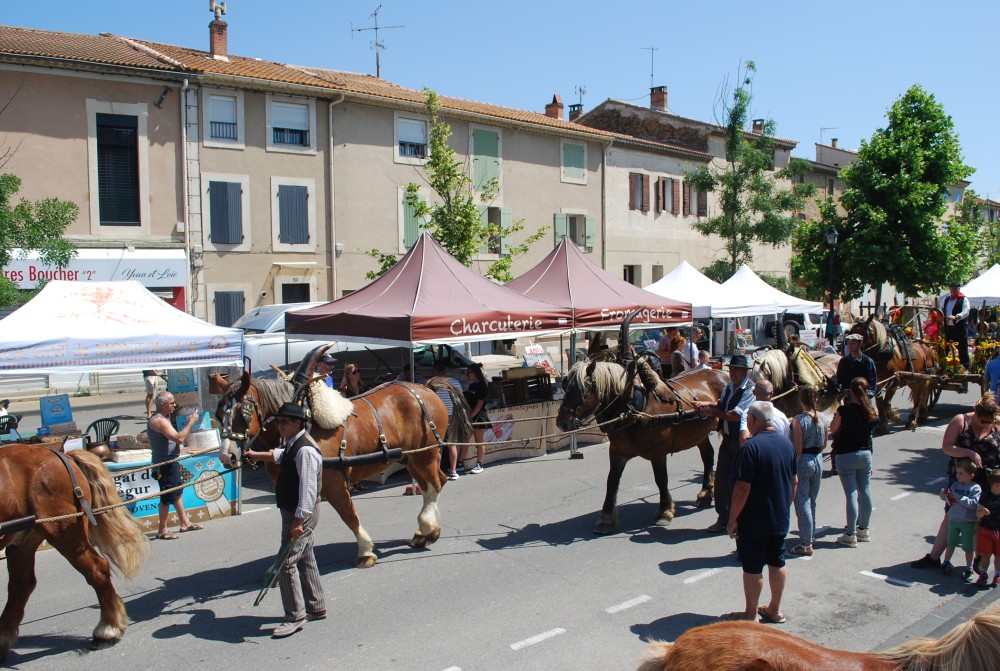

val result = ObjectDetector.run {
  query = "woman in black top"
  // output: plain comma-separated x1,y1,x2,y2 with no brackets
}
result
829,376,879,547
464,364,491,474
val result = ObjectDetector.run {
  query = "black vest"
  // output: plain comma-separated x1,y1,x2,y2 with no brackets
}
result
275,434,319,513
946,296,967,325
720,381,746,440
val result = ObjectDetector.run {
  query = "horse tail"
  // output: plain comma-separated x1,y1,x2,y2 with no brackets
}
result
68,450,150,579
635,640,673,671
878,605,1000,671
428,379,472,444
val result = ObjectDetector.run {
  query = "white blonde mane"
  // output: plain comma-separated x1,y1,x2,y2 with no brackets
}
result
569,360,626,400
752,349,789,392
307,380,354,429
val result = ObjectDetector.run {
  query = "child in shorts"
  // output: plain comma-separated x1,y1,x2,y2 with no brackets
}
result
940,458,982,582
975,470,1000,588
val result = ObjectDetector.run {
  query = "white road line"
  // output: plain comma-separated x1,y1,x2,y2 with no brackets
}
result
510,628,566,651
683,569,721,584
890,492,912,501
242,506,274,515
915,425,946,433
926,477,947,486
441,667,461,671
605,595,652,614
861,570,913,588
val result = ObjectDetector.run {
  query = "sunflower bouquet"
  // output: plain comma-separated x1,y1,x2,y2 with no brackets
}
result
972,338,1000,375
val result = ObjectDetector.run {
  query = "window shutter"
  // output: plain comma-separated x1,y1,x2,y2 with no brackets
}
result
554,213,568,245
478,206,490,254
697,190,708,217
272,102,308,130
403,195,421,249
683,182,691,216
278,184,309,244
671,179,681,215
209,181,243,244
96,113,140,225
584,215,596,249
655,178,664,213
641,174,650,212
628,174,637,211
562,142,585,181
214,291,245,327
473,129,500,190
500,207,513,254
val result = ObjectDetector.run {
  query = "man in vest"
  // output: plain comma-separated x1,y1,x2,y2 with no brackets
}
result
942,281,971,369
695,354,756,532
244,402,326,638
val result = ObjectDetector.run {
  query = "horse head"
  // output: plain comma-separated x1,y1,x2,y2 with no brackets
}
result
557,360,600,431
215,369,265,468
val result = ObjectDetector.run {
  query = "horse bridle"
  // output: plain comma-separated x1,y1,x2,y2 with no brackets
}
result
219,386,266,447
563,361,634,429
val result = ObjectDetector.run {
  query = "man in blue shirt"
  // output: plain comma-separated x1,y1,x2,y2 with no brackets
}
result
316,353,337,388
984,349,1000,399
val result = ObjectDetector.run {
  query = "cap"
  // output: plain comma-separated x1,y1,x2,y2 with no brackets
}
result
728,354,751,369
273,402,308,421
845,333,864,341
949,281,962,288
318,353,337,365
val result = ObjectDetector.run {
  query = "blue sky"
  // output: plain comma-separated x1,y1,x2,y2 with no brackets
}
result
6,1,999,199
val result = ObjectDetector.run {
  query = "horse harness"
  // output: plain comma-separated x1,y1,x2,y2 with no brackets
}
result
334,381,446,463
42,445,99,526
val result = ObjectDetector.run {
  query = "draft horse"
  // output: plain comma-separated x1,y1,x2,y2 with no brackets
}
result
850,316,937,433
556,356,728,534
215,351,470,568
636,607,1000,671
0,445,149,661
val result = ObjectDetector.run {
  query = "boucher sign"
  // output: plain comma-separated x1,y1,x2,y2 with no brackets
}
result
2,248,187,289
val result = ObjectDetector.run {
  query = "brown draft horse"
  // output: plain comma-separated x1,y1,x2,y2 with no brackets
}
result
850,317,937,433
556,357,728,534
215,356,470,568
0,445,149,661
636,607,1000,671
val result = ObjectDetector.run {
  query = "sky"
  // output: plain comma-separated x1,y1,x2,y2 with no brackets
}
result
6,1,999,198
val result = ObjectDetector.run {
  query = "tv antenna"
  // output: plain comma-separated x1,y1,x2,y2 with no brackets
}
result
574,85,587,106
820,126,838,145
640,46,658,89
351,4,403,79
209,1,226,21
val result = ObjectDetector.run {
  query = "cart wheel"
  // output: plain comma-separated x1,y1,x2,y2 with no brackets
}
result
926,386,942,411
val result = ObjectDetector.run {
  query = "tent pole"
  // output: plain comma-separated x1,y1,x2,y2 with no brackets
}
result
568,331,582,459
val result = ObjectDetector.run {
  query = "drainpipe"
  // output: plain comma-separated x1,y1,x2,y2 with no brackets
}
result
328,95,345,299
179,78,191,313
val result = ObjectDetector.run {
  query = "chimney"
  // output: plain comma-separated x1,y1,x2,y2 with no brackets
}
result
210,18,229,60
650,85,668,111
751,118,765,134
831,138,838,148
544,94,564,120
568,103,583,122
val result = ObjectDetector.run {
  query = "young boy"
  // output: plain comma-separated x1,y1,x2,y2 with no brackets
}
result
940,458,982,582
975,470,1000,588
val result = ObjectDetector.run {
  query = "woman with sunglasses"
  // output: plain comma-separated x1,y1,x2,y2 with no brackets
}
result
339,363,367,398
463,364,491,474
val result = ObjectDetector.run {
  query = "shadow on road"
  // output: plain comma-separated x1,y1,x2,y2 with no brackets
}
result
630,610,718,644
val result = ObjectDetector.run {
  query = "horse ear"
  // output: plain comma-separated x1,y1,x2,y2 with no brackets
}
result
238,369,251,394
586,359,597,379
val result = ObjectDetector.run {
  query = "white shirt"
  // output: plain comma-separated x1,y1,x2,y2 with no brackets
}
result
274,428,322,519
740,401,791,441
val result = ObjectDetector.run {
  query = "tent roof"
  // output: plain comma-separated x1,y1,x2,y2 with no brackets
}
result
0,281,243,374
955,264,1000,306
719,265,823,316
286,233,573,345
505,239,691,329
643,260,720,319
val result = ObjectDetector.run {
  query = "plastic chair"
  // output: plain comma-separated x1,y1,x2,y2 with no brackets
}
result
85,418,120,444
0,415,18,443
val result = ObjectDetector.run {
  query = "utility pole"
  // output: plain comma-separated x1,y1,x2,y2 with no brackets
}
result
640,47,658,89
351,5,403,78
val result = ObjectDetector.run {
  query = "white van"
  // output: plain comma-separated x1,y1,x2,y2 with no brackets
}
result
234,302,328,374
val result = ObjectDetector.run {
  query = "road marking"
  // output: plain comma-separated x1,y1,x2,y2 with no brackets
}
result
915,425,946,433
510,628,566,651
242,506,273,515
605,595,652,614
861,570,913,588
683,569,721,584
890,492,912,501
926,477,947,486
441,667,461,671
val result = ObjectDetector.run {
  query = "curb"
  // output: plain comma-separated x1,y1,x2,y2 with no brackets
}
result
875,585,1000,650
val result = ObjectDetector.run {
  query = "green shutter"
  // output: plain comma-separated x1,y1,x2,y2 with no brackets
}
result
403,195,421,249
473,129,500,190
500,207,513,254
554,212,568,246
562,143,585,181
584,215,596,249
478,206,490,254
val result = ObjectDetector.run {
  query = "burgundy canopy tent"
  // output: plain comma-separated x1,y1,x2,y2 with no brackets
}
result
505,238,692,330
285,234,572,345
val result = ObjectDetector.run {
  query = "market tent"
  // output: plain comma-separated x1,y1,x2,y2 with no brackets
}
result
643,260,722,319
0,280,243,374
953,264,1000,306
505,238,691,329
719,265,822,315
286,233,573,345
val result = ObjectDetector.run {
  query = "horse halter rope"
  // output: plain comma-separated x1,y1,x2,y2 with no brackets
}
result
219,386,265,446
565,362,634,429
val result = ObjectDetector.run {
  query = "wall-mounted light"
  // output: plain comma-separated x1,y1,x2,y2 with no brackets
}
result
334,242,344,257
154,86,170,109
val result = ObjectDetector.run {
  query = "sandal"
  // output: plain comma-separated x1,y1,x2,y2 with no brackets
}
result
757,606,786,624
156,532,180,540
789,544,813,556
179,524,204,532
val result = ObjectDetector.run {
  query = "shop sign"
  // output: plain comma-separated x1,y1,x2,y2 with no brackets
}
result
2,249,187,289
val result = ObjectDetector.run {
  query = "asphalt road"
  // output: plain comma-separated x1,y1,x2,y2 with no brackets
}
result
3,388,1000,670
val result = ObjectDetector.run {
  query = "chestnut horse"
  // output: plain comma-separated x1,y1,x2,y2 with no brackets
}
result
556,357,728,534
215,363,470,568
850,317,937,432
0,445,149,661
636,608,1000,671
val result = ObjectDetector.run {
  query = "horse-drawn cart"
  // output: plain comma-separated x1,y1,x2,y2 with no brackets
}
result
893,370,983,412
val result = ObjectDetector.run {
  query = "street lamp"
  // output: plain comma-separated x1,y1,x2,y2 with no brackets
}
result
826,226,839,344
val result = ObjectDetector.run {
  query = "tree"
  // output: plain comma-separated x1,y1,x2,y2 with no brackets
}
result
0,172,78,306
685,61,815,281
366,89,546,282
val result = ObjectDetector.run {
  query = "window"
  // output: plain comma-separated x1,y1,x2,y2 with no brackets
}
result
266,95,316,154
554,212,595,251
696,190,708,217
473,127,501,191
209,95,238,140
827,178,835,195
208,181,243,245
214,290,245,327
95,113,140,226
652,265,664,283
656,177,673,213
395,113,427,164
561,141,586,185
400,188,429,251
682,182,691,216
629,173,649,212
623,265,638,285
478,206,512,255
271,177,316,252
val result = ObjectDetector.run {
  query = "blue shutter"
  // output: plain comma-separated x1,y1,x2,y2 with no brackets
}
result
562,143,585,181
500,207,512,255
278,184,309,244
209,181,244,244
403,195,421,248
473,129,500,190
214,291,244,327
554,213,568,245
584,215,596,250
478,206,490,254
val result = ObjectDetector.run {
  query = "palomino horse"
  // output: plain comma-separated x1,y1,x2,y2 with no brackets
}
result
751,347,842,420
215,359,470,568
850,317,937,432
636,608,1000,671
0,445,149,661
556,357,728,534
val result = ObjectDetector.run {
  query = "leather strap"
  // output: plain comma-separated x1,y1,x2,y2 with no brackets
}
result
43,446,98,526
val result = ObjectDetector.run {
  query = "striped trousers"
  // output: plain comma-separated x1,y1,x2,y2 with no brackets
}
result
278,506,325,622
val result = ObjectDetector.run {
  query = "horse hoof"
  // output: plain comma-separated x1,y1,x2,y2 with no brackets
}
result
410,534,428,548
695,493,714,508
355,555,377,569
653,517,672,527
593,520,617,535
423,529,441,545
90,636,120,651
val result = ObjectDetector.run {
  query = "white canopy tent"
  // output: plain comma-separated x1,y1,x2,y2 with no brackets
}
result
643,260,722,319
949,264,1000,307
719,265,823,315
0,281,243,375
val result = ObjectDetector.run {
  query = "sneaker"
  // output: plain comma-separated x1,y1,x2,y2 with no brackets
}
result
976,572,990,588
856,527,871,542
910,553,942,569
447,472,459,481
992,575,1000,589
962,568,976,584
836,533,857,547
456,463,466,472
306,610,327,621
941,560,954,575
469,463,484,474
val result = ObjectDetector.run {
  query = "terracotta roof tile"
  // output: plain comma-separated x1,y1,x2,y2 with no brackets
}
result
0,25,174,70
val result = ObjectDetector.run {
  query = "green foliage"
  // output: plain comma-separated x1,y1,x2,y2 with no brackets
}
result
944,190,987,281
831,85,972,299
688,62,815,278
366,89,547,283
0,172,78,307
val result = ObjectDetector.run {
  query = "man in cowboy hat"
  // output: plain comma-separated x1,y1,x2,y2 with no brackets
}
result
695,354,756,532
835,333,877,401
244,402,326,637
942,281,971,369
